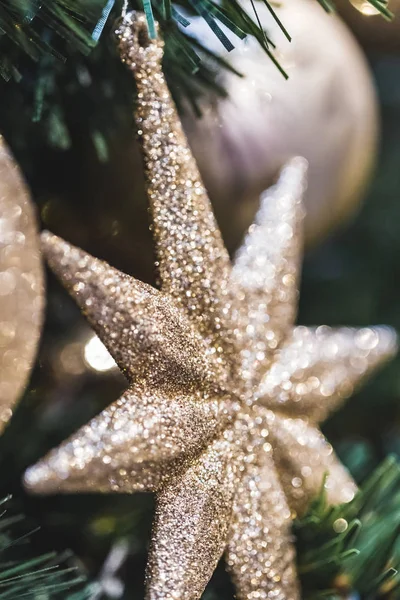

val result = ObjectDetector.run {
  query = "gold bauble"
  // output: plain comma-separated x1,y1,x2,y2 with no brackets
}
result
0,137,44,429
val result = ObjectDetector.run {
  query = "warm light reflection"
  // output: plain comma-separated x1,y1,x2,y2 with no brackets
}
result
350,0,381,15
84,334,117,372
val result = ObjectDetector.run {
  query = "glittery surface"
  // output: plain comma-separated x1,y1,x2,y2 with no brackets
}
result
24,12,397,600
0,136,44,431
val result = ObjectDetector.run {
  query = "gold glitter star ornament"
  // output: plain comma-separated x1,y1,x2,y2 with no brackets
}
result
25,12,397,600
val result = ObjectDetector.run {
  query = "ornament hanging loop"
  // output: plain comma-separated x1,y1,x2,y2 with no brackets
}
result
121,0,129,17
115,11,164,71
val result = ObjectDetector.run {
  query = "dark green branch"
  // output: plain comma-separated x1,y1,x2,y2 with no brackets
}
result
296,457,400,599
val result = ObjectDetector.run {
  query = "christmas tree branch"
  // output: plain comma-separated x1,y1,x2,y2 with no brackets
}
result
0,0,392,69
296,456,400,599
0,0,392,85
0,0,393,157
0,494,92,599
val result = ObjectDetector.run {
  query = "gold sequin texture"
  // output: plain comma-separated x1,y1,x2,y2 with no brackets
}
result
24,12,397,600
0,136,44,431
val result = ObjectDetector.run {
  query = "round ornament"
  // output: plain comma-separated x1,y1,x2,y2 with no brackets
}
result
183,0,378,246
0,137,44,429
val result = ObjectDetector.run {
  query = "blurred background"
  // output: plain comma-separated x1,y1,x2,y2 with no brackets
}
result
1,0,400,597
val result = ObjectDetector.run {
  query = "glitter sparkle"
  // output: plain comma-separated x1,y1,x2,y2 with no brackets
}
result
24,12,397,600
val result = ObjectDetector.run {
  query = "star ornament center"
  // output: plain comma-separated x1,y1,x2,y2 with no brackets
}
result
24,12,397,600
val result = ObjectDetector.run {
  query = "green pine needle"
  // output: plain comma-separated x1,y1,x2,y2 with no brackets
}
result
0,0,394,156
142,0,157,38
296,457,400,599
0,496,90,600
0,0,393,83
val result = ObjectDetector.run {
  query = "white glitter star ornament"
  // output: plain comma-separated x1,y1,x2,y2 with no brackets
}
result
24,12,397,600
